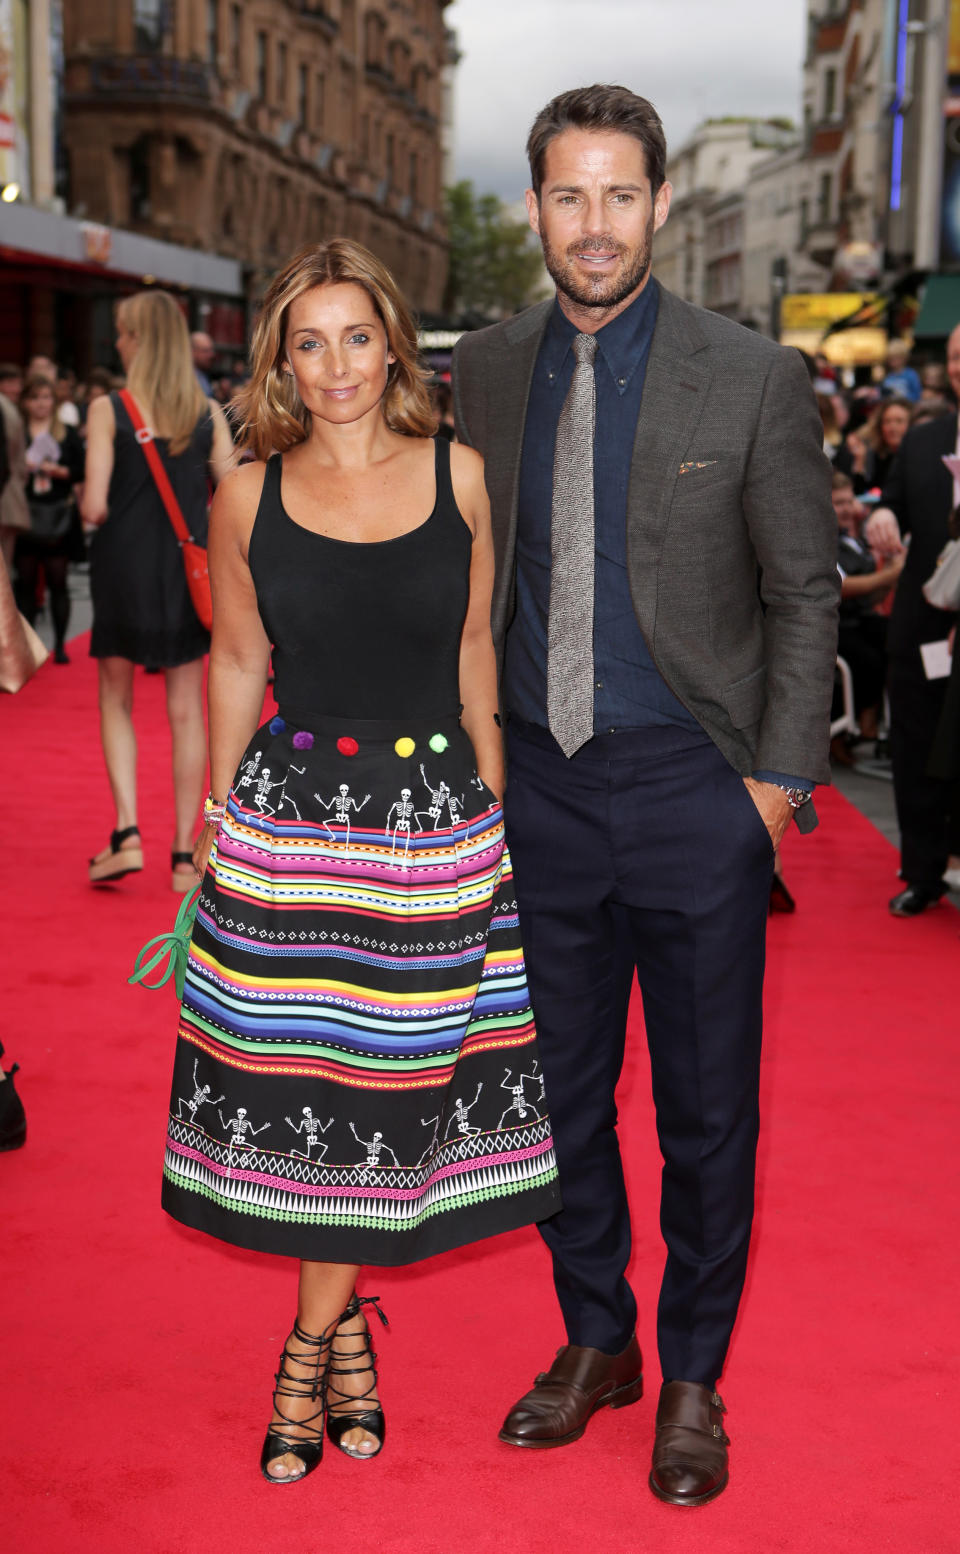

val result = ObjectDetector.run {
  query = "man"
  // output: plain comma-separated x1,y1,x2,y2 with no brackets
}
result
833,471,903,754
865,323,960,915
453,85,838,1507
881,340,922,404
191,331,216,395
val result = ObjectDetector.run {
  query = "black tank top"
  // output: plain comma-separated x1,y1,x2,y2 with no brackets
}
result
248,436,472,720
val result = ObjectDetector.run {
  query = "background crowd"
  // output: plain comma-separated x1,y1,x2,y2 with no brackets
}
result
1,307,959,922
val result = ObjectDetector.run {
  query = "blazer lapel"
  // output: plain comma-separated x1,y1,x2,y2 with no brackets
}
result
625,286,711,627
486,300,552,644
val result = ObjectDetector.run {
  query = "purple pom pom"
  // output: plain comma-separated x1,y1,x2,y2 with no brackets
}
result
292,730,314,750
269,716,285,735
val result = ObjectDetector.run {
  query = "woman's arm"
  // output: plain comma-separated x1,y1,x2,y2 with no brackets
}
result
207,399,239,485
80,395,115,525
193,462,271,876
451,442,504,799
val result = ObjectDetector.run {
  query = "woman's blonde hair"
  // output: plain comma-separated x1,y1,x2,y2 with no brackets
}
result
234,238,435,459
116,289,209,455
20,373,67,443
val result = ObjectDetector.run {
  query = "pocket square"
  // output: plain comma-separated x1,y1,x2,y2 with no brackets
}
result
678,459,719,475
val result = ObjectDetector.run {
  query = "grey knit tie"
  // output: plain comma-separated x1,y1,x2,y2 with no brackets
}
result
547,331,598,758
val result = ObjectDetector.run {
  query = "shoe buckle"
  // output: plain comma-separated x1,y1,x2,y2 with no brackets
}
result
712,1423,723,1438
711,1391,726,1411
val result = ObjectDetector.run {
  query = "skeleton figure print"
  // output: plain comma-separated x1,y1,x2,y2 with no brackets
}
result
285,1107,334,1161
444,1082,483,1140
252,767,283,815
417,1111,442,1166
498,1067,543,1129
350,1122,399,1170
176,1059,225,1124
236,750,262,793
315,783,371,853
386,787,420,857
275,764,306,821
219,1105,271,1151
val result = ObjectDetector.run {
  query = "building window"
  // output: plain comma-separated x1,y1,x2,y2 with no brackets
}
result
409,151,418,201
230,5,241,73
385,132,394,188
800,196,809,242
133,0,165,52
128,136,151,220
206,0,218,65
315,71,326,131
277,41,287,105
256,32,268,100
298,63,309,126
360,113,370,160
823,67,837,120
818,172,832,223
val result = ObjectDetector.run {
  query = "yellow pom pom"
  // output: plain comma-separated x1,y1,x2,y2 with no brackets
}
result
394,737,416,758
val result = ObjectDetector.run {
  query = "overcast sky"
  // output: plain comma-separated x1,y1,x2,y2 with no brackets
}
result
445,0,808,201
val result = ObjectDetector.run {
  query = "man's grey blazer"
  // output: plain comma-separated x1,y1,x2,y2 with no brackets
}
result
452,283,841,822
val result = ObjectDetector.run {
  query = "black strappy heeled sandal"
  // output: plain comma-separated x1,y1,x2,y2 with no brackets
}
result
260,1318,334,1485
89,826,143,885
325,1295,389,1461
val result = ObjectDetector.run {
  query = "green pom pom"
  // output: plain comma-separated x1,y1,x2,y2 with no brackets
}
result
428,733,449,753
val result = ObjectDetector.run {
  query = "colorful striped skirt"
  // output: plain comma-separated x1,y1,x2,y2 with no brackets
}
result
161,711,561,1263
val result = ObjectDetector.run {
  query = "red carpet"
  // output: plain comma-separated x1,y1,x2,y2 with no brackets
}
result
2,642,958,1554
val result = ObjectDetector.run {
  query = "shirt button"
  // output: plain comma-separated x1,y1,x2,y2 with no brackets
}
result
608,726,617,734
618,377,626,387
548,371,555,380
595,679,603,689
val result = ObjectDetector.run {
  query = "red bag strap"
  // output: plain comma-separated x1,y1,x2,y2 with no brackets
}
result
119,389,192,544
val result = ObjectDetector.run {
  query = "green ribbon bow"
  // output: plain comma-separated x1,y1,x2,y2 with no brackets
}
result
128,885,201,1001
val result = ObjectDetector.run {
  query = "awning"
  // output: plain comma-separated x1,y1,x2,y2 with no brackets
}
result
913,274,960,338
0,201,242,296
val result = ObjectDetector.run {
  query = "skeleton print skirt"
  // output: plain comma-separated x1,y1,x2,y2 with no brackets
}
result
162,710,561,1263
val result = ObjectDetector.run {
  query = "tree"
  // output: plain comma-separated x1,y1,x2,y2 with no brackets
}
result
443,180,546,320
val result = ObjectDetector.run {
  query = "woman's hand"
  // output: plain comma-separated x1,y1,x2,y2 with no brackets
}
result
192,823,217,881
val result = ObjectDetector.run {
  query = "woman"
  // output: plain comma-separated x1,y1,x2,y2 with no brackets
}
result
82,291,235,889
14,374,84,663
161,239,560,1483
835,395,912,495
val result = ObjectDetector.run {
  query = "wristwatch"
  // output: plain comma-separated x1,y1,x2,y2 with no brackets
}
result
774,785,812,810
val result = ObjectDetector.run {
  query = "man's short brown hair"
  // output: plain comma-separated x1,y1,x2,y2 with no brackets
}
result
831,471,854,492
526,84,667,201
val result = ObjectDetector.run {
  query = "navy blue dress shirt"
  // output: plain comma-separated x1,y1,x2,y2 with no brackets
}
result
506,282,699,734
503,283,812,792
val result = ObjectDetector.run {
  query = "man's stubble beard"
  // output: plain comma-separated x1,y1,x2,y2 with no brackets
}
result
539,211,656,311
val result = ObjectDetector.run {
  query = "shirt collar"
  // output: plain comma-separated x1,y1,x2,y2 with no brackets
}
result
541,278,660,396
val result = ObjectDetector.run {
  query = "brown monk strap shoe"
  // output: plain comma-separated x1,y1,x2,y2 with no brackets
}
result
498,1336,643,1449
649,1381,730,1507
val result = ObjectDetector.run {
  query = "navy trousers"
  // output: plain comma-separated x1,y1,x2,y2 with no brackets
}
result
504,721,775,1388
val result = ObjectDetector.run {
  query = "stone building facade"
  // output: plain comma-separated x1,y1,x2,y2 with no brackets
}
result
61,0,455,313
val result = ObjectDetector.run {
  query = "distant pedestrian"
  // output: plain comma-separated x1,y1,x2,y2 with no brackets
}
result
81,290,235,889
15,372,84,663
191,331,216,395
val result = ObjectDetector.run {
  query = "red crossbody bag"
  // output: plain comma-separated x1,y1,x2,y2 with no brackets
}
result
119,389,213,631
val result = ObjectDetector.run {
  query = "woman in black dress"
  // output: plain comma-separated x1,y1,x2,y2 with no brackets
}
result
164,239,560,1483
82,291,235,888
14,374,84,663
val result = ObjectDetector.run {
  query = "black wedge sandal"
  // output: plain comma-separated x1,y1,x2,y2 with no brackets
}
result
89,826,143,885
325,1295,389,1460
260,1318,334,1485
171,850,197,894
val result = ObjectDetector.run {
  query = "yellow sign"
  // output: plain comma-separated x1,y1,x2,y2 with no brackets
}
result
780,293,877,331
951,0,960,77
